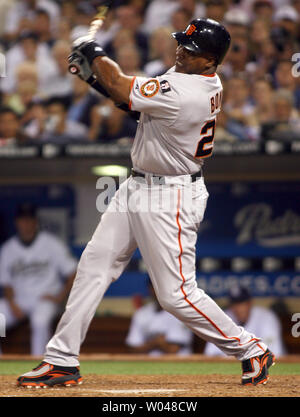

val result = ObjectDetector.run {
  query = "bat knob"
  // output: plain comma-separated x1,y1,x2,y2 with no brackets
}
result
68,64,80,75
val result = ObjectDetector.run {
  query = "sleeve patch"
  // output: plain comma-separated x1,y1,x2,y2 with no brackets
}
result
140,79,160,98
160,80,171,93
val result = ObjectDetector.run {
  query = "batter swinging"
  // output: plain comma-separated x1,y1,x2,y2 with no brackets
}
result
18,19,275,388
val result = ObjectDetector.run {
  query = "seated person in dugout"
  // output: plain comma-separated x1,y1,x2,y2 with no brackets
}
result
126,279,193,356
204,285,285,357
0,203,77,355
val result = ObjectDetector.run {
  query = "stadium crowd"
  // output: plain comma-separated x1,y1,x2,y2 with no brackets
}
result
0,0,300,146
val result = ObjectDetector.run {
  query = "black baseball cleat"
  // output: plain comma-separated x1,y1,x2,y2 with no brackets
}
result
17,361,83,388
241,349,275,386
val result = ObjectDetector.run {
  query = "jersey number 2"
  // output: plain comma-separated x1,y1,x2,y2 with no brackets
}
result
195,119,216,158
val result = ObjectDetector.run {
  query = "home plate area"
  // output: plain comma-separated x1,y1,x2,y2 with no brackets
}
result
1,374,300,397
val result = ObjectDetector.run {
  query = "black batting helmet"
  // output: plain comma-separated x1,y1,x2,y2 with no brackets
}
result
172,18,231,65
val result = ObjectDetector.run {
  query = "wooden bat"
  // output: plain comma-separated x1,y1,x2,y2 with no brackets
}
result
68,3,110,75
87,5,109,39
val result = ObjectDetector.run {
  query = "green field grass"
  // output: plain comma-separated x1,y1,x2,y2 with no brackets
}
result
0,360,299,376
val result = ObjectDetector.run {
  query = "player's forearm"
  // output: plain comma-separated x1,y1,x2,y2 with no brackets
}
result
92,56,133,105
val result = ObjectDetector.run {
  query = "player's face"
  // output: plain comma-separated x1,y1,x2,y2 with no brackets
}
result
15,216,38,243
175,45,215,74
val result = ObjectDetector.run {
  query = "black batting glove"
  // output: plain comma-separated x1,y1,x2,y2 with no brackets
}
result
72,37,107,66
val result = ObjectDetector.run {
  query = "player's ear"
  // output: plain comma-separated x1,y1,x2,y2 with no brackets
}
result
205,56,216,69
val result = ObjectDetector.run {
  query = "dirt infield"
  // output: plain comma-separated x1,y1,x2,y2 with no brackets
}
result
1,374,299,397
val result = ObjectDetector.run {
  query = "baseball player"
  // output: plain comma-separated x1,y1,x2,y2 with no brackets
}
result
18,19,275,388
0,203,77,356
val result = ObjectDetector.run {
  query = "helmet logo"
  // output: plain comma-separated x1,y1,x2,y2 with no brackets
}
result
186,24,196,36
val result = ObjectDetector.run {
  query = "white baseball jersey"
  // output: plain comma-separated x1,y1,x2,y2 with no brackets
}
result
129,67,223,175
0,231,77,309
126,301,193,356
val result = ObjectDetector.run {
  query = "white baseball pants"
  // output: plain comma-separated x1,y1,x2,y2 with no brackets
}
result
0,298,58,356
45,175,266,366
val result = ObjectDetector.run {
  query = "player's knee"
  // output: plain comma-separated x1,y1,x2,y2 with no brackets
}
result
78,241,119,281
157,293,183,315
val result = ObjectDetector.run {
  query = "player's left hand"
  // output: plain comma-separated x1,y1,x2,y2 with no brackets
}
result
72,37,106,66
68,50,93,81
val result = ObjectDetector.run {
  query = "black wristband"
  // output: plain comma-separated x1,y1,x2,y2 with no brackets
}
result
79,41,107,66
87,75,110,98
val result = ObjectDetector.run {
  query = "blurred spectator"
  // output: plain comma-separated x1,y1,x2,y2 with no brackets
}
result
116,45,145,76
261,88,300,140
42,98,88,143
126,279,193,356
39,40,73,99
223,76,259,140
204,285,285,357
178,0,206,20
14,61,38,91
0,0,299,145
144,27,176,77
3,0,60,42
106,5,149,65
144,0,205,34
0,203,76,355
215,111,240,142
70,2,97,41
0,0,11,38
205,0,227,23
143,0,181,34
89,99,137,143
292,0,300,15
274,5,299,39
5,79,38,116
57,18,72,43
1,31,50,94
221,36,250,79
0,107,29,146
252,78,274,125
223,8,250,40
67,77,99,128
274,60,300,109
32,8,55,48
21,101,48,140
60,0,77,28
252,0,274,24
94,11,120,48
171,7,193,32
249,19,271,59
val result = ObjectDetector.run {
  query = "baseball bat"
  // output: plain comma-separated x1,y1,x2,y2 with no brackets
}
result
68,2,111,75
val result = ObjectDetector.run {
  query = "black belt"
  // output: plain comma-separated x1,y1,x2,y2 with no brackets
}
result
131,169,202,184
